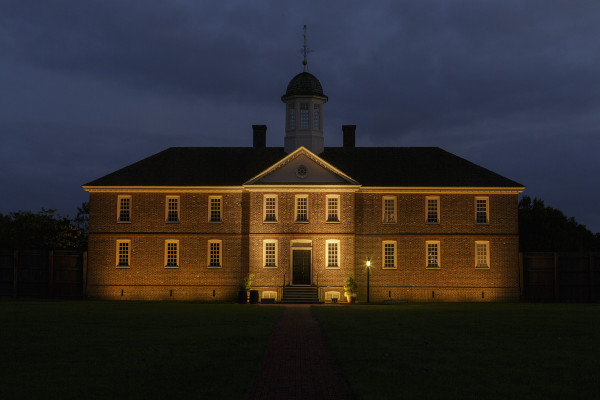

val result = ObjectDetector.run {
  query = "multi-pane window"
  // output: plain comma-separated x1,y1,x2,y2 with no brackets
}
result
326,240,340,268
383,241,396,269
476,197,489,224
208,240,222,267
326,195,340,222
166,196,179,223
264,240,277,267
287,104,295,129
116,240,130,267
209,196,222,222
427,241,440,268
165,240,178,267
313,104,320,129
295,195,308,222
300,103,309,129
117,196,131,222
264,195,278,222
383,196,396,223
426,196,439,224
476,241,490,268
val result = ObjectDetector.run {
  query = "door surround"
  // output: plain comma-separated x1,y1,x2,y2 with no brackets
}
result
290,240,312,285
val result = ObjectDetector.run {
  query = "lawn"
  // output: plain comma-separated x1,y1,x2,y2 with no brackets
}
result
312,303,600,400
0,301,284,399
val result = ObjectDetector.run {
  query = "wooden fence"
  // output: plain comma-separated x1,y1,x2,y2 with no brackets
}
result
520,252,600,302
0,249,87,298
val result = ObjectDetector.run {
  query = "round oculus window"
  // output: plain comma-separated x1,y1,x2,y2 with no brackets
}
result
296,165,308,178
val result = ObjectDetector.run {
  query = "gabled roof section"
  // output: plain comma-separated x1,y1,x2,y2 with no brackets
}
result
84,147,287,187
83,146,523,188
320,147,523,187
244,146,359,186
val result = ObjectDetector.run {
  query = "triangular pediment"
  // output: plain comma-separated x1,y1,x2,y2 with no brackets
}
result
244,147,359,186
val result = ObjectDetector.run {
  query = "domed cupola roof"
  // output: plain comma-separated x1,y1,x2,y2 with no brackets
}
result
282,72,328,101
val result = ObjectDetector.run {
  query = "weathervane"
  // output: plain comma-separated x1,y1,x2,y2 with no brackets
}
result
300,24,313,72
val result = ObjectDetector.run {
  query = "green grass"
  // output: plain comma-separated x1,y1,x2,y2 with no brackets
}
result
0,301,284,399
312,303,600,400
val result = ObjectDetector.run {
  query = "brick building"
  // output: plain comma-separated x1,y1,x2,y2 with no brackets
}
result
83,68,524,302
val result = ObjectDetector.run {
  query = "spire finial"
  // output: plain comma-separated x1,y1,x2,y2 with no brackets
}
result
300,24,312,72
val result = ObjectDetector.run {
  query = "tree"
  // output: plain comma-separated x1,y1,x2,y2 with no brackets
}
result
74,201,89,244
519,196,600,252
0,209,83,250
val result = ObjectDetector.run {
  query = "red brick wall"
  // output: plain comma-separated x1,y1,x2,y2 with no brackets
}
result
356,193,518,235
90,192,244,234
247,191,355,234
87,190,520,302
352,192,519,302
88,192,248,300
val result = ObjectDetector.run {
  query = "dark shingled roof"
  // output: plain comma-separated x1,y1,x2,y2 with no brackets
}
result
282,72,328,100
84,147,523,188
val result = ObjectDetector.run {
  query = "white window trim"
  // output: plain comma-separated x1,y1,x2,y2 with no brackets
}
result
475,196,490,225
263,239,278,268
116,240,131,268
263,194,278,223
262,291,277,300
164,240,179,268
208,239,222,268
325,239,341,269
325,291,341,302
475,241,490,269
426,196,440,224
382,240,397,269
208,195,222,223
326,194,341,223
165,196,180,223
426,240,440,269
382,196,397,224
117,195,131,223
295,194,309,223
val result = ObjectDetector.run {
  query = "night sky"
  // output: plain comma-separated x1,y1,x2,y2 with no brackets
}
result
1,1,599,233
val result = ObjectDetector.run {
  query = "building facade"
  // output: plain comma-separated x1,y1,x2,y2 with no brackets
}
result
83,70,524,302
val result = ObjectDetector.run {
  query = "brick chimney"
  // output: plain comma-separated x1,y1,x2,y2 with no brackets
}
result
252,125,267,148
342,125,356,148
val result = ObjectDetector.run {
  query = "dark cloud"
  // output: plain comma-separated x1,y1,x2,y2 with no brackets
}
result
1,0,599,232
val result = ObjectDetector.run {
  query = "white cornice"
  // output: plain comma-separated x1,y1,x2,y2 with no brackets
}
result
83,185,524,194
359,186,525,194
82,186,244,193
243,185,361,192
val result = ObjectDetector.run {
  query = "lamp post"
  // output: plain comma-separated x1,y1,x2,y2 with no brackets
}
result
366,257,371,303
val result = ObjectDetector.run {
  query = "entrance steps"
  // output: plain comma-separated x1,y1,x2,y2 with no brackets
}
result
279,286,322,304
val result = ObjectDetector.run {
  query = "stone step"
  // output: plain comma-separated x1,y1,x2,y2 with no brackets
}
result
280,286,321,304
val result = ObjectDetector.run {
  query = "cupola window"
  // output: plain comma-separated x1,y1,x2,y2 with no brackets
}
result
313,104,320,130
287,104,296,130
300,103,309,129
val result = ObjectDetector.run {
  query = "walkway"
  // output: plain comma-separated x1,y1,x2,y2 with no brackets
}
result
247,304,354,400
